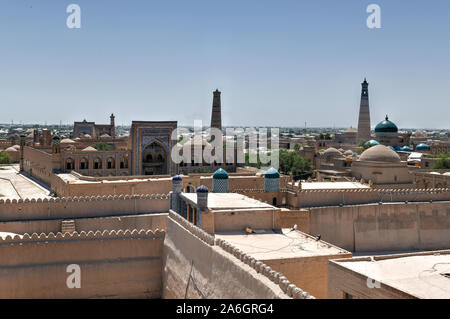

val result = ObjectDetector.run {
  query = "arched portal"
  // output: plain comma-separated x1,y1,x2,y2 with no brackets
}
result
142,141,168,175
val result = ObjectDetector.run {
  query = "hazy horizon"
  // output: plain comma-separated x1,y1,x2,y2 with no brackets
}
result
1,0,449,129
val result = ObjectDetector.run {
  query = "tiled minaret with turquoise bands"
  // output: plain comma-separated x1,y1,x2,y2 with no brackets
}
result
357,78,371,142
210,89,222,131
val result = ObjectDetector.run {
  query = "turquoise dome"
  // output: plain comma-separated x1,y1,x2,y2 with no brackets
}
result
213,168,229,180
394,146,402,151
415,143,430,151
375,115,398,133
365,140,380,148
401,146,412,152
265,167,280,179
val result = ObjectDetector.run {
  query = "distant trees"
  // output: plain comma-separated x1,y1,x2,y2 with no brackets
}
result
92,142,112,151
0,152,11,164
245,150,313,181
431,154,450,169
279,149,313,181
315,133,332,140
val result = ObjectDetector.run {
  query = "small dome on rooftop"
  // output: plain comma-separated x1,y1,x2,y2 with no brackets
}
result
213,168,229,179
5,147,18,152
265,167,280,179
172,175,182,181
82,146,97,152
196,185,209,193
61,138,75,144
415,143,430,151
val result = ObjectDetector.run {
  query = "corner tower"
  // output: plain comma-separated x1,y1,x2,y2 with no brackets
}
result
357,78,371,142
210,89,222,131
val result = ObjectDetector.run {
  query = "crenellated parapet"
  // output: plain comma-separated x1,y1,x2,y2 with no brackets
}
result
0,193,170,205
297,188,450,194
214,237,314,299
295,188,450,208
0,194,170,222
168,210,215,245
0,228,165,246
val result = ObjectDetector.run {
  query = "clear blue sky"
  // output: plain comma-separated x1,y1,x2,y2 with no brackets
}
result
0,0,449,129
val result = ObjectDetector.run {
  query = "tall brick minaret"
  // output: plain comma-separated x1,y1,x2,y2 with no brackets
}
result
357,78,371,142
210,89,222,131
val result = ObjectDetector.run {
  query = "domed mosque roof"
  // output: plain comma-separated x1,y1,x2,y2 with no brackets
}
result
359,145,401,163
5,146,18,152
265,167,280,179
344,150,353,156
12,145,21,150
323,147,343,156
61,138,75,144
415,143,430,151
375,115,398,133
213,168,229,180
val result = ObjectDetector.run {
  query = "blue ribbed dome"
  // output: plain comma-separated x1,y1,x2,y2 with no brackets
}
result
172,175,182,181
213,168,229,180
196,185,209,193
394,146,402,151
265,167,280,179
375,115,398,133
415,143,430,151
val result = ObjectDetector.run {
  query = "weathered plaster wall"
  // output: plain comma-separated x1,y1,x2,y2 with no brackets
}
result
308,201,450,252
0,230,164,299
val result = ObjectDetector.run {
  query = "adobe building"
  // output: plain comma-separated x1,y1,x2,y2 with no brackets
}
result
328,250,450,299
73,114,116,139
351,145,413,186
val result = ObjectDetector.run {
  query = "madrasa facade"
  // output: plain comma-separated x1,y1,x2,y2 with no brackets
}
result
21,90,239,181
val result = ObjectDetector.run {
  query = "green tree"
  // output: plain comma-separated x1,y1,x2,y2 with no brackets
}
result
92,142,112,151
432,155,450,169
0,152,11,164
279,149,313,181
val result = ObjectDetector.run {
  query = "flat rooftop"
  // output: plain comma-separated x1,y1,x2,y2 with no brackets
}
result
332,251,450,299
216,229,350,261
292,181,370,190
57,173,172,184
180,192,276,211
0,165,50,200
